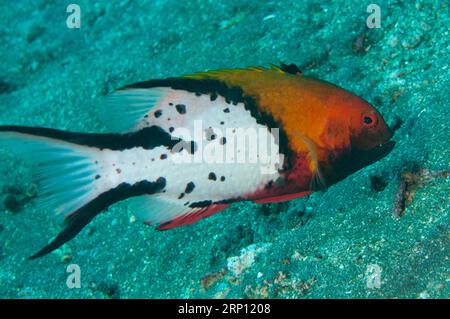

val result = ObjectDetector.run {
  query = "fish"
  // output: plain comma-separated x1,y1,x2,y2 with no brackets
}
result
0,64,395,259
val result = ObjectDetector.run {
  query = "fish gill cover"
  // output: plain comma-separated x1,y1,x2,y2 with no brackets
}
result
0,0,448,299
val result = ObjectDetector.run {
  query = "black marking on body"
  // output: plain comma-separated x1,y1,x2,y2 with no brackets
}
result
175,104,186,114
29,177,166,259
169,127,174,133
95,175,101,180
160,154,167,160
208,172,217,181
0,125,197,152
189,200,212,208
178,193,185,199
154,110,162,118
205,127,217,141
188,197,238,208
185,182,195,194
220,137,226,145
223,108,230,113
220,176,225,182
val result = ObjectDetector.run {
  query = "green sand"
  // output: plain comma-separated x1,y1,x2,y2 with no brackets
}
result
0,0,448,298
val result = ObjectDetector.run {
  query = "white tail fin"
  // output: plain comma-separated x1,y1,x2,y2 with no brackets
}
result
0,130,101,216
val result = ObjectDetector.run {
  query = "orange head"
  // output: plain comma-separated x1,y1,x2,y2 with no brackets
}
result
316,88,395,187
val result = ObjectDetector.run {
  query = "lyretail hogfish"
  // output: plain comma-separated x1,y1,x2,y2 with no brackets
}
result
0,64,395,258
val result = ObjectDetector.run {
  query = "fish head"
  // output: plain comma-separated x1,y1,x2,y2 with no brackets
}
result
347,99,393,152
315,91,395,187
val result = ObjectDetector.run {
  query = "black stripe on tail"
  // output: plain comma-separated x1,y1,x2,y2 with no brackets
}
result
29,177,166,259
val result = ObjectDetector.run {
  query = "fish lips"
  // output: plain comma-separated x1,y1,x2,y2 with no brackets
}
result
325,139,395,186
350,140,396,172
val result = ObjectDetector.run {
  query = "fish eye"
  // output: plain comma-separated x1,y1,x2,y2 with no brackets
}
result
361,113,377,127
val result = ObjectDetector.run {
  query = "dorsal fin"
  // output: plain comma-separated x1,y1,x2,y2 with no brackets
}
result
99,64,302,133
100,87,171,132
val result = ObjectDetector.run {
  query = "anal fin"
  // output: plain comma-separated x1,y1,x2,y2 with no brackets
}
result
253,191,312,204
157,204,229,230
128,195,229,230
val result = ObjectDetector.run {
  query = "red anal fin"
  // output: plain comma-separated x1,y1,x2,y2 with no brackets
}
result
157,204,229,230
253,191,313,204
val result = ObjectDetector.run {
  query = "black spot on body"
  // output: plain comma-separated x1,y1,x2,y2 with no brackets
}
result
223,108,230,113
178,193,185,199
220,137,226,145
210,92,218,101
265,180,273,189
208,172,217,181
205,128,216,141
185,182,195,194
154,110,162,118
175,104,186,114
95,175,101,180
169,127,174,133
220,121,224,125
220,176,225,182
160,154,167,160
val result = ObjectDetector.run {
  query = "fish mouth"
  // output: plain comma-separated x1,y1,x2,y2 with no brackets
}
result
350,140,396,172
323,139,396,187
362,140,395,163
